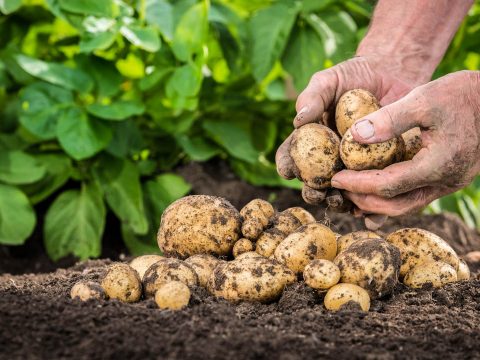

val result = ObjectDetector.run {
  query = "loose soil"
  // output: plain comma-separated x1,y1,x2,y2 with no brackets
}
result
1,161,479,359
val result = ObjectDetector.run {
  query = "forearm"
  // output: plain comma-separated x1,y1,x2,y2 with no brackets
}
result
356,0,473,86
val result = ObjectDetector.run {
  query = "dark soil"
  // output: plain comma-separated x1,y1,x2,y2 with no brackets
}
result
1,161,480,359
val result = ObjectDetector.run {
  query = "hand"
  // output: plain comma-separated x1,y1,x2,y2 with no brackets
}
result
331,70,480,216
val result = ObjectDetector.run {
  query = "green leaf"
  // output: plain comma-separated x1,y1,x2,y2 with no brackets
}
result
249,2,299,81
44,182,106,260
120,25,161,52
79,31,117,53
0,150,46,185
176,134,220,161
86,100,145,121
15,55,94,93
56,106,112,160
76,56,123,98
58,0,115,17
143,0,174,41
0,0,22,14
115,53,145,79
93,156,148,234
122,224,161,256
0,184,36,245
106,120,144,157
165,63,202,97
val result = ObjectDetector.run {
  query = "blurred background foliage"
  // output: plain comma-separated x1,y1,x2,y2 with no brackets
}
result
0,0,479,260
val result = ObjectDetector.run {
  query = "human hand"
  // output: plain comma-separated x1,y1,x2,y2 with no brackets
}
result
331,70,480,216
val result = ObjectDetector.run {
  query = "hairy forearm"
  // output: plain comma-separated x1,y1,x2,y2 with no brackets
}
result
356,0,473,86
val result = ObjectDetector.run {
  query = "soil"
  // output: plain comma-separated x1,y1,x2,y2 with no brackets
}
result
1,161,480,359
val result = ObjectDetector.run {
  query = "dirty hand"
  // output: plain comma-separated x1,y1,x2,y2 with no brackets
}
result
331,70,480,216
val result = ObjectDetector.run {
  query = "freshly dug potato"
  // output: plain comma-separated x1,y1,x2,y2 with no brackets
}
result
386,228,459,277
236,251,264,260
334,238,401,298
233,238,254,258
157,195,242,258
289,123,343,190
154,281,191,310
282,207,316,225
256,229,286,257
403,261,457,288
70,281,105,301
240,199,275,240
303,259,340,290
340,129,405,171
129,254,163,279
208,256,296,302
302,185,326,205
143,258,198,298
324,283,370,312
337,230,382,254
325,189,353,213
274,223,337,274
271,212,302,235
185,254,221,287
401,127,422,161
101,263,142,303
335,89,380,136
457,259,471,281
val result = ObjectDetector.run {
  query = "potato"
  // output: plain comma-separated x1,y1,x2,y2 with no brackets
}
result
303,259,340,290
281,207,316,225
271,212,302,235
401,127,422,161
154,281,191,310
236,251,264,260
403,261,457,288
289,123,343,190
255,228,286,257
274,223,337,274
240,199,275,240
340,129,405,171
302,185,326,205
208,256,296,302
232,238,254,258
324,283,370,312
334,238,400,298
70,281,105,301
129,254,163,279
143,258,198,298
335,89,380,136
337,230,382,254
386,228,459,277
457,259,471,281
157,195,242,258
185,254,221,287
101,263,142,303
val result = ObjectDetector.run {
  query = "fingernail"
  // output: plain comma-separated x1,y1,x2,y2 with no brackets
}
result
294,106,309,123
354,119,375,139
331,179,341,188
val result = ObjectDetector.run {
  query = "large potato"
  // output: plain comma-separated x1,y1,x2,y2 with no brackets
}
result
240,199,274,240
271,212,302,234
335,89,380,136
303,259,340,290
324,283,370,312
208,256,296,302
289,123,343,190
337,230,382,254
157,195,241,258
255,229,286,257
129,254,163,279
334,238,401,299
281,207,316,225
386,228,459,277
274,223,337,274
403,261,457,288
101,263,142,303
401,127,422,161
185,254,222,287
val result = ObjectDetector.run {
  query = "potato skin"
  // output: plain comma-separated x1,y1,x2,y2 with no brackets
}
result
157,195,242,258
232,238,255,258
101,263,142,303
334,238,401,299
274,223,337,274
324,283,370,312
386,228,459,277
255,228,286,257
271,212,302,235
208,256,296,302
281,207,316,225
236,251,264,260
143,258,198,298
337,231,381,254
303,259,340,290
289,123,343,190
70,281,105,301
129,255,163,279
335,89,380,136
240,199,275,240
403,261,457,288
185,254,221,287
155,281,191,310
457,259,471,281
401,127,422,161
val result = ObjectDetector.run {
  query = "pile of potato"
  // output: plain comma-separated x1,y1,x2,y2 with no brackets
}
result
71,195,470,313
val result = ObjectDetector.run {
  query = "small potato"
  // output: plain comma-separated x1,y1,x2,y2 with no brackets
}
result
185,254,221,287
403,261,457,288
271,212,302,235
232,238,254,258
335,89,380,136
155,281,191,310
457,259,471,281
337,230,382,254
143,258,198,298
129,254,163,279
208,256,296,302
289,123,343,190
236,251,264,260
401,127,422,161
334,238,400,299
386,228,459,277
281,207,316,225
70,281,105,301
101,263,142,303
274,223,337,274
157,195,242,258
324,283,370,312
240,199,275,240
255,229,286,257
340,129,405,171
303,259,340,290
302,186,326,205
